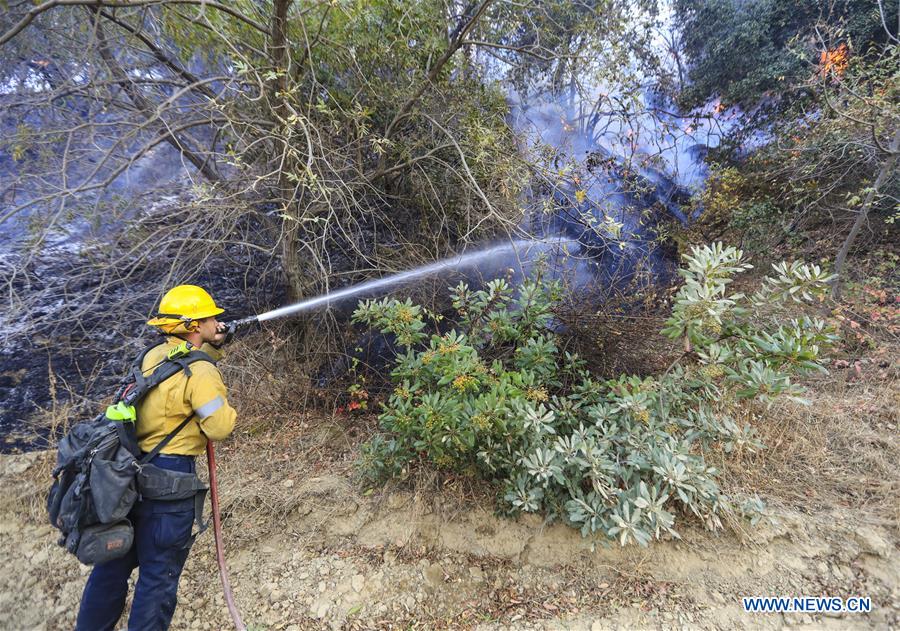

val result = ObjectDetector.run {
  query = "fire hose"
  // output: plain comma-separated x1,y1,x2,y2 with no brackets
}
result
203,313,339,627
206,442,247,631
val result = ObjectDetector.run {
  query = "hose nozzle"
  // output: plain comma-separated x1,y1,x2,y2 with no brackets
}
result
225,316,259,333
212,316,258,347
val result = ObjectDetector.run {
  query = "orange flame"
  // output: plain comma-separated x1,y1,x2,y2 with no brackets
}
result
819,43,849,78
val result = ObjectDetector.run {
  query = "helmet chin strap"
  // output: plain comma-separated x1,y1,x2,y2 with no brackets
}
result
169,321,203,346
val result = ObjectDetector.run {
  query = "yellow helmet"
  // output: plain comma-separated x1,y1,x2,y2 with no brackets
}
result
147,285,224,329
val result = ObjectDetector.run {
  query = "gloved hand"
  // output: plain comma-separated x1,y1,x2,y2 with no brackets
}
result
212,322,235,348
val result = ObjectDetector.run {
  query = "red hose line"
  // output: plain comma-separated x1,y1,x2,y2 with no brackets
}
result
206,443,247,631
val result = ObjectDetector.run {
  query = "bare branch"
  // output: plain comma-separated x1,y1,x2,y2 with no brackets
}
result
0,0,270,47
90,8,221,181
382,0,495,143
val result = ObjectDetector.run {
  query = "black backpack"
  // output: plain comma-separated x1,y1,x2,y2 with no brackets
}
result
47,340,215,565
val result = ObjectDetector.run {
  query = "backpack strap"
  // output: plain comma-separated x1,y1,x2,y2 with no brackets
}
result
121,348,216,409
138,413,196,465
167,349,217,379
133,348,219,462
134,413,211,544
190,486,209,543
111,340,166,403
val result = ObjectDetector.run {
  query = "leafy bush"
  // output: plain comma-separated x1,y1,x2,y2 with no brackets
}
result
685,165,784,250
353,244,836,544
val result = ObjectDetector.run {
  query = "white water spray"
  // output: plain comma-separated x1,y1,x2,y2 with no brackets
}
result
243,237,575,325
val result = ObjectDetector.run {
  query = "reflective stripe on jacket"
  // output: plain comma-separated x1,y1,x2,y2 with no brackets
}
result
136,336,237,455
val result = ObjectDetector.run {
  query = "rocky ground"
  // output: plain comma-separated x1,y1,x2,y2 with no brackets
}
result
1,396,897,631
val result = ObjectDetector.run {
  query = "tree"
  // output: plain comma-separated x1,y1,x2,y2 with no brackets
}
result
669,1,898,298
813,34,899,298
2,1,648,348
673,0,895,110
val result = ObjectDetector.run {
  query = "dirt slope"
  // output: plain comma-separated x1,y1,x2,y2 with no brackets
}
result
1,427,897,631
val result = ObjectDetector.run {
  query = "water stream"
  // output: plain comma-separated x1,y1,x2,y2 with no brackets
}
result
254,237,576,323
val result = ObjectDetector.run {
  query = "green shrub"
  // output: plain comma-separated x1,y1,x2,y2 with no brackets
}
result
353,243,836,544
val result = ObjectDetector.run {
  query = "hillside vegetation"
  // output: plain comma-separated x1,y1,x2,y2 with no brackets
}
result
0,0,897,628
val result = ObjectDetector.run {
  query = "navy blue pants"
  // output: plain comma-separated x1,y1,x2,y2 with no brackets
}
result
76,454,197,631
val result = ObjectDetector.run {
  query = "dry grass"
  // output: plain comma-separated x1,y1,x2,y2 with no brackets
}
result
0,451,55,525
209,320,507,548
210,424,352,541
720,344,899,530
561,310,677,378
209,410,502,551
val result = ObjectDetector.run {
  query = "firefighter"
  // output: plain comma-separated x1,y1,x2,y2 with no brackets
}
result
76,285,237,631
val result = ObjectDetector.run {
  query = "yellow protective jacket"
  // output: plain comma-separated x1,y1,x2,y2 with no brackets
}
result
136,336,237,456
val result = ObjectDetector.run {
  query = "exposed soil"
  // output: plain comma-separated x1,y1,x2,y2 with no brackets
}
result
1,368,898,631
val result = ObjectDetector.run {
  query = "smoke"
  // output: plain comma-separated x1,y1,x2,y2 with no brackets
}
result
495,12,749,297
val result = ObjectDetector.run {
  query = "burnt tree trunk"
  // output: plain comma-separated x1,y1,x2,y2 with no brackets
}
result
269,0,305,302
831,127,899,300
